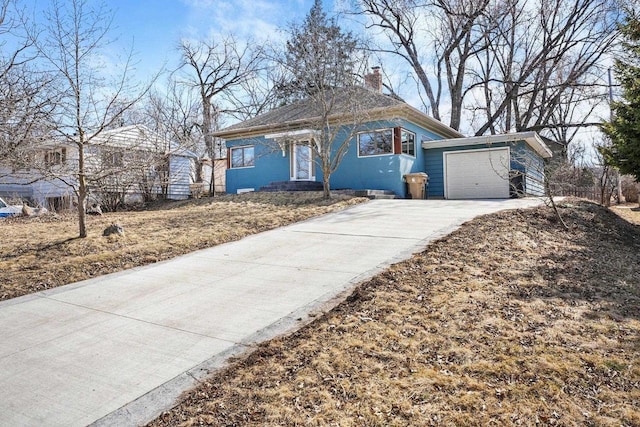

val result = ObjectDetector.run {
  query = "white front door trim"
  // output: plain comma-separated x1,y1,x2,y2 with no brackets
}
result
291,141,315,181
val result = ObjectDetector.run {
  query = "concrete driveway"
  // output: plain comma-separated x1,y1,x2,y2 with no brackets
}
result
0,198,544,426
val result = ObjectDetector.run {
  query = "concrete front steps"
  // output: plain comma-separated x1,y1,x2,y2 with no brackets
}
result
354,189,398,199
259,182,399,199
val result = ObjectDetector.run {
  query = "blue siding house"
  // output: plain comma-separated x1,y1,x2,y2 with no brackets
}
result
214,84,552,199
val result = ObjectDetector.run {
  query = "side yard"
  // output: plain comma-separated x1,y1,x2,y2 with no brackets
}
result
610,203,640,225
0,192,366,301
149,201,640,426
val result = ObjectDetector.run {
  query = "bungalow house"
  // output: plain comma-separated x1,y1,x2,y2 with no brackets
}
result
0,125,199,210
214,75,553,199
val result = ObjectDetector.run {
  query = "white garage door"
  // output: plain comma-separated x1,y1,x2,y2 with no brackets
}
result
444,148,510,199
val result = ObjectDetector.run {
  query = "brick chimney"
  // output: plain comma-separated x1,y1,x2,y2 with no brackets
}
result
364,66,382,92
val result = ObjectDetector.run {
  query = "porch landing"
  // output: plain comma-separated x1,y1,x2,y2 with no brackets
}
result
259,182,399,199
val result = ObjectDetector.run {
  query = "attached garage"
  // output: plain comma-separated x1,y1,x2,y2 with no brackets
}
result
444,148,510,199
423,132,553,199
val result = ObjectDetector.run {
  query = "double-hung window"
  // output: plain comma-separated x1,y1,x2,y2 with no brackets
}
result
230,145,255,168
401,130,416,156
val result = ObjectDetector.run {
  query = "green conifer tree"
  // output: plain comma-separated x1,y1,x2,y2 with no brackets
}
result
601,12,640,181
277,0,359,103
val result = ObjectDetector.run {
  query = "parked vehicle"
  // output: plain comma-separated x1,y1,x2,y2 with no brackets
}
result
0,197,22,218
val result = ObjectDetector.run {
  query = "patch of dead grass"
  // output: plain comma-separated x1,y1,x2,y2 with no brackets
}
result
0,192,366,301
611,203,640,225
148,200,640,427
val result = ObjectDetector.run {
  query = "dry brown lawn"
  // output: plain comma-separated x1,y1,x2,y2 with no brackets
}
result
611,203,640,225
0,192,366,301
149,200,640,427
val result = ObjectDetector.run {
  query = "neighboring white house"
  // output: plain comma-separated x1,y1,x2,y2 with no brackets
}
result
0,125,200,210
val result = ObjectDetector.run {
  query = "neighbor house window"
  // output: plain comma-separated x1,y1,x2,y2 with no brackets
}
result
230,145,255,168
44,148,67,166
358,129,393,157
401,130,416,156
102,149,124,167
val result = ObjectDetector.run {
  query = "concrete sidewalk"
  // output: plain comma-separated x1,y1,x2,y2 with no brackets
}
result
0,198,544,426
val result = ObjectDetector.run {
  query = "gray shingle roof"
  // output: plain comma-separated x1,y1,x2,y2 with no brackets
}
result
220,86,405,134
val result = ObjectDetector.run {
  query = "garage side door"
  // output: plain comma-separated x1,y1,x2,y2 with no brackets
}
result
444,148,510,199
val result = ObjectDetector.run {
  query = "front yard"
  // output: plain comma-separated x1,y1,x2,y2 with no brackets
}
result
148,200,640,426
3,195,638,425
0,192,366,301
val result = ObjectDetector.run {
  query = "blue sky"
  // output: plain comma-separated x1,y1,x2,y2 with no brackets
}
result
108,0,335,80
22,0,335,81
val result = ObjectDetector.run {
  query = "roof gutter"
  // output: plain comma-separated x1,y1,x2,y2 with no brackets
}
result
422,131,553,158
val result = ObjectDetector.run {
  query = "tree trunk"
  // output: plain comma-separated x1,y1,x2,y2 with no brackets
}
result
202,96,215,197
322,174,331,200
77,145,88,238
544,174,568,230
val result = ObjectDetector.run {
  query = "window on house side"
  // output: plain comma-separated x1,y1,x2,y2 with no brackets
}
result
358,129,393,157
230,145,255,168
401,130,416,156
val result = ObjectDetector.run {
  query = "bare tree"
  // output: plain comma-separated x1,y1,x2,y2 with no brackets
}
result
594,137,619,206
357,0,620,137
224,62,282,121
144,81,203,155
29,0,153,237
358,0,491,129
142,81,207,191
0,0,52,167
307,86,378,199
472,0,619,136
177,35,262,196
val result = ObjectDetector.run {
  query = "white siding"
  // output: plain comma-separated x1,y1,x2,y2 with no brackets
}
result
1,126,199,206
167,155,192,200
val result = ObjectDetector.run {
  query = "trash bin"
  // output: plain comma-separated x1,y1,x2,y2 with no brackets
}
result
403,172,428,199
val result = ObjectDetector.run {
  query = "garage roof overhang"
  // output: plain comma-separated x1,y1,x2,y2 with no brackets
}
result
422,131,553,159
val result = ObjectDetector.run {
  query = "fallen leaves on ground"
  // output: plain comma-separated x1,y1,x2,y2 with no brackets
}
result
149,200,640,427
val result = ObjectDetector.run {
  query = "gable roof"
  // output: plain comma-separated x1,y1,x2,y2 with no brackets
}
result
214,86,464,140
88,124,166,149
90,125,198,158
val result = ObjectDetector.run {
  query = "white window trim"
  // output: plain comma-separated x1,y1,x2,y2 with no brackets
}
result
400,129,416,158
230,145,255,169
357,128,394,158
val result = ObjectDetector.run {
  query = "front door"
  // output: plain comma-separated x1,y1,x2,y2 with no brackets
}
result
292,142,313,181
